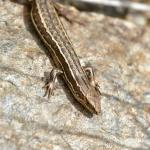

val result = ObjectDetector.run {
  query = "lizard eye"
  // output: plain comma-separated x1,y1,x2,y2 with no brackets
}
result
75,92,79,97
74,92,81,99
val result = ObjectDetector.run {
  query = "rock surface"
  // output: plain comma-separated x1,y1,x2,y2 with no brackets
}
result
0,0,150,150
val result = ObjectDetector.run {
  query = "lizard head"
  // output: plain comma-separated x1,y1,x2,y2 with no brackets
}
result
85,86,101,114
75,85,101,115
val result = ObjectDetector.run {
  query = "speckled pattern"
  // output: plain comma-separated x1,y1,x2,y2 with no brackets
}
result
0,0,150,150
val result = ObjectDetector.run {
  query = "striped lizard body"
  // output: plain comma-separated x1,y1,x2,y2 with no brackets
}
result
30,0,101,114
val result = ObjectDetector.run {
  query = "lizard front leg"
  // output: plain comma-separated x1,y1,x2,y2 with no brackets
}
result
84,67,101,94
43,68,63,98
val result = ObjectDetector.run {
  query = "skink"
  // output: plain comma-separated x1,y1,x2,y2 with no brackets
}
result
30,0,101,114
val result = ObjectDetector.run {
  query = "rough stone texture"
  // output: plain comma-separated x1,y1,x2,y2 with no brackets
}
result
0,0,150,150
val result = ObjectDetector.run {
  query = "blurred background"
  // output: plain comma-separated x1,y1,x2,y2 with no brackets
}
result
57,0,150,26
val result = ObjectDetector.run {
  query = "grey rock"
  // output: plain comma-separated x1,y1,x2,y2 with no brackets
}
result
0,0,150,150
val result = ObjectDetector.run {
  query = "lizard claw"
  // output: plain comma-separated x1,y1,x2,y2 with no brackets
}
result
43,81,55,98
